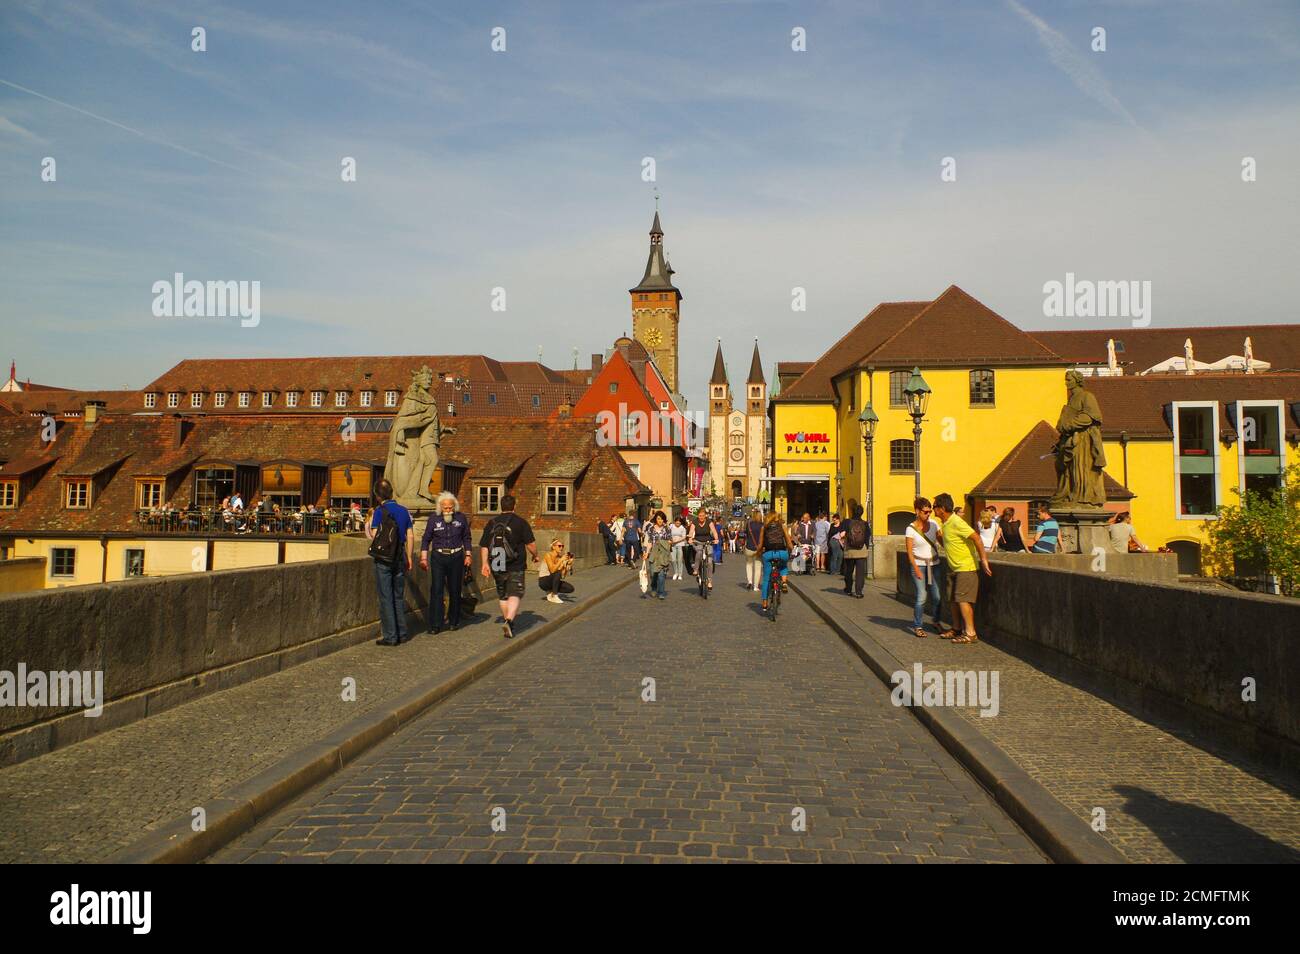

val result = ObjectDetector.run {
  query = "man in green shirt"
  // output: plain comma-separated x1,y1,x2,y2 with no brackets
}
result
933,493,992,644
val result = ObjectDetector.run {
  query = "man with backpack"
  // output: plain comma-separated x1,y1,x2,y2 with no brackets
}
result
367,478,415,646
478,494,538,639
838,503,871,598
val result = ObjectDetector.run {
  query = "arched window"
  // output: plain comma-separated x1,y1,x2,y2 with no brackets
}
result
970,369,995,406
889,370,909,408
887,511,915,535
889,439,915,473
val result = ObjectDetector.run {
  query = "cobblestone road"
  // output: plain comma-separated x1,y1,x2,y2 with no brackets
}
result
214,560,1046,863
0,564,629,863
802,578,1300,864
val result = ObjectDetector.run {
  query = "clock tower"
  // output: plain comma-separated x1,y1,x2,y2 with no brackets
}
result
630,210,682,393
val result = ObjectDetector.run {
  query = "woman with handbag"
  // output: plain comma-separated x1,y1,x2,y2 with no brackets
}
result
641,511,673,600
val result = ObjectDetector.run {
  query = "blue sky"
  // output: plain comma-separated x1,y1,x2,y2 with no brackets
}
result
1,0,1298,410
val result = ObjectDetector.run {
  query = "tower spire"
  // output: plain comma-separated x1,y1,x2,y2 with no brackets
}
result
710,339,728,386
747,338,765,385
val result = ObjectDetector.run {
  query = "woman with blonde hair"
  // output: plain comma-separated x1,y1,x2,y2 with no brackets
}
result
538,538,576,603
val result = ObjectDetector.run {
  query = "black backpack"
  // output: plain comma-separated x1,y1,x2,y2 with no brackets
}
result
368,502,401,564
846,518,868,550
487,515,518,567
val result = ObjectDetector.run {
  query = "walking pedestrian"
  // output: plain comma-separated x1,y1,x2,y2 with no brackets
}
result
813,511,830,571
838,503,870,597
669,515,688,579
478,494,538,639
613,513,626,565
367,478,414,646
904,496,943,638
642,511,673,600
622,511,642,565
933,492,992,643
418,491,472,634
743,508,764,592
828,513,843,576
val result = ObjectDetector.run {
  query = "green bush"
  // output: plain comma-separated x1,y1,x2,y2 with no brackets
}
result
1203,462,1300,597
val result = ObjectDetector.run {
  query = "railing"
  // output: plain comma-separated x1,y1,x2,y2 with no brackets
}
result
133,508,370,537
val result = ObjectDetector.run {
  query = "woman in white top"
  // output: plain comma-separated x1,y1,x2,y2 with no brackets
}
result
904,496,946,638
977,512,1002,552
612,515,625,565
669,517,688,579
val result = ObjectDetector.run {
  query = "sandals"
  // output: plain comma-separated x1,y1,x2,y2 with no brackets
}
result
951,633,980,644
938,628,957,639
913,628,928,639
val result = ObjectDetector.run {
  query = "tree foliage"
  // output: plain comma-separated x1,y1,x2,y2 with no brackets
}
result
1202,462,1300,597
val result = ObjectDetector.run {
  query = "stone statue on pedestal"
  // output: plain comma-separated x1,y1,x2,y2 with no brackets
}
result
385,366,452,509
1050,370,1107,509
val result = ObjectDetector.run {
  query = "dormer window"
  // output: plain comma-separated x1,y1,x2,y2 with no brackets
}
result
214,392,227,408
384,390,398,407
144,393,157,409
286,391,299,408
360,391,373,408
190,392,203,408
167,392,180,408
335,391,347,408
64,479,90,509
262,391,274,408
238,391,251,408
311,390,324,407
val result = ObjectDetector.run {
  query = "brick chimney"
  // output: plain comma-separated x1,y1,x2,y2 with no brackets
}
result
83,400,106,426
591,353,603,375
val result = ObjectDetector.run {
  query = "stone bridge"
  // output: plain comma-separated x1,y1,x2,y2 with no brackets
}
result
0,547,1297,864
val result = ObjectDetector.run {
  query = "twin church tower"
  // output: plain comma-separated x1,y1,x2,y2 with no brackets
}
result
628,211,767,501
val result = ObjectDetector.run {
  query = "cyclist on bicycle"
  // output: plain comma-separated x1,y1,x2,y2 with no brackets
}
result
759,512,792,612
688,509,719,592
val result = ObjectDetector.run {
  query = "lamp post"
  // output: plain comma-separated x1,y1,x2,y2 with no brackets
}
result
903,368,931,499
858,402,878,579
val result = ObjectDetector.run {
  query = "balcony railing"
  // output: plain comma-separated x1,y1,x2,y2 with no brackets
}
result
133,508,370,537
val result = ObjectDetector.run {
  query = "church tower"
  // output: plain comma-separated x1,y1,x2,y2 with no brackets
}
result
745,340,767,500
630,210,682,393
708,340,731,498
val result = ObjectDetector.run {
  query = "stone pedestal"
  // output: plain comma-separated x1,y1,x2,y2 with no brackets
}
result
1052,507,1112,555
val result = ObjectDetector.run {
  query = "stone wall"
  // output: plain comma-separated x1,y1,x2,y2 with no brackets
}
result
893,552,1299,750
0,556,398,764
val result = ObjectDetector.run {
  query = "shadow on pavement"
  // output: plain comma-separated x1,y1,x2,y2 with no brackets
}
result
1114,785,1300,863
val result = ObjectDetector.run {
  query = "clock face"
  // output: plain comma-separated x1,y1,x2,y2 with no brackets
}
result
730,447,744,462
644,328,663,347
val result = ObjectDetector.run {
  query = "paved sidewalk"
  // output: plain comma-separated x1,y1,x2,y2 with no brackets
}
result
0,563,631,863
797,575,1300,863
213,560,1047,863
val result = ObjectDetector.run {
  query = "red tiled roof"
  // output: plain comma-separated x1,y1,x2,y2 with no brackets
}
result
0,411,647,536
969,420,1133,500
863,285,1064,367
1032,325,1300,374
778,301,930,400
1085,372,1300,438
0,390,141,418
139,357,586,418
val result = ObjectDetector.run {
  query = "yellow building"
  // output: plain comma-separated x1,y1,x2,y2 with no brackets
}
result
772,285,1300,575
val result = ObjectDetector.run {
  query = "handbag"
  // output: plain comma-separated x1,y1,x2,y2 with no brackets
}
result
638,564,650,593
460,564,482,614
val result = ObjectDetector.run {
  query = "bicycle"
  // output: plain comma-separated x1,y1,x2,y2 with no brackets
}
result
767,559,782,621
694,541,712,599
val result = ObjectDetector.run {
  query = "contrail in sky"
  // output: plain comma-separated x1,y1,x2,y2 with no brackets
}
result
0,77,251,173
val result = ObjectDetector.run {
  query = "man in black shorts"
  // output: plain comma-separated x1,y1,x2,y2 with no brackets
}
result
478,494,538,639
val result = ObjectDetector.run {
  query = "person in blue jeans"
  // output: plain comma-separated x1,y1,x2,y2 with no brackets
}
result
367,479,415,646
622,513,642,564
758,512,792,611
904,496,944,637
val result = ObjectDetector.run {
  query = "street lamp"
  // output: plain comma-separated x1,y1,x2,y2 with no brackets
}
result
903,368,931,499
858,402,878,578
